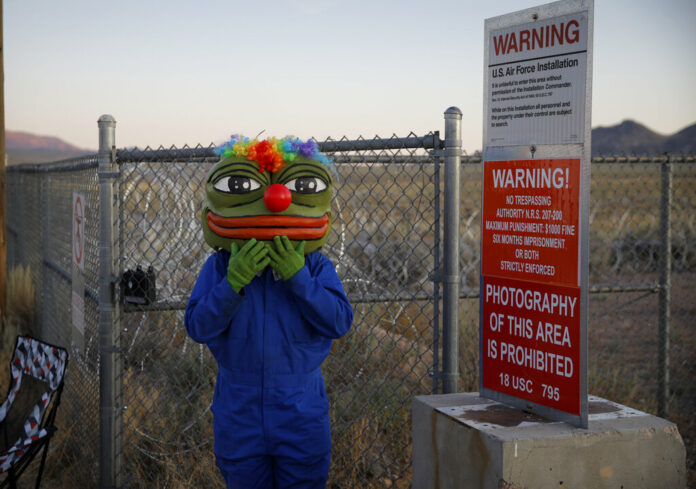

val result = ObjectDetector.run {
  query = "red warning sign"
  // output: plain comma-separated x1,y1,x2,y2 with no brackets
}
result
481,275,581,414
481,158,580,287
481,158,582,416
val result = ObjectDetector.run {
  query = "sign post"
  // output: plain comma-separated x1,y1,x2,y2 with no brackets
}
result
480,0,593,427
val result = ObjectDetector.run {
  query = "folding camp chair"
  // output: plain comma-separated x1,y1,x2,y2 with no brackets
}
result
0,336,68,489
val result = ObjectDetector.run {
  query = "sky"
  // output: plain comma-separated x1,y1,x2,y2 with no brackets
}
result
3,0,696,153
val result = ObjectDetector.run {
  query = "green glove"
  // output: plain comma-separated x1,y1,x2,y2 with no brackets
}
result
226,239,270,294
268,236,306,281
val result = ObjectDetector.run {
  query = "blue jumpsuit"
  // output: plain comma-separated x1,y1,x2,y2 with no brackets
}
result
185,250,353,489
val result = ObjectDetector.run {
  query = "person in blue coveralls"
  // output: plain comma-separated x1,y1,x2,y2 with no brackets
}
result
185,135,353,489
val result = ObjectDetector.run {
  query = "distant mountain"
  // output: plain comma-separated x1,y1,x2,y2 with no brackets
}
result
4,122,695,165
663,124,696,154
5,130,92,165
591,120,696,156
6,130,85,152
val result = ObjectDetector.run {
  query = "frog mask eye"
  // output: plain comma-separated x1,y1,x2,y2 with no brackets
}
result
201,135,335,254
213,175,262,194
285,177,327,194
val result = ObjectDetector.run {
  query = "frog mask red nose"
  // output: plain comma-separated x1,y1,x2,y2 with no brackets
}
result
201,135,334,254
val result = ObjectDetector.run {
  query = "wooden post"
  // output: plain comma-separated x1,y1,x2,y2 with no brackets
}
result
0,0,7,317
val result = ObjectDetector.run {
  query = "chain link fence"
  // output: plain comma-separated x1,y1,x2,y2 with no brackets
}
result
5,128,696,487
5,156,102,486
115,135,442,488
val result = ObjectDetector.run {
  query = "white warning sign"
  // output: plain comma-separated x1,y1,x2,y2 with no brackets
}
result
72,191,86,348
72,274,85,338
73,192,86,271
486,12,588,146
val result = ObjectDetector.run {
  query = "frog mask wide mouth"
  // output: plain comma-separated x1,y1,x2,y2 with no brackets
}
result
205,213,330,240
201,135,334,254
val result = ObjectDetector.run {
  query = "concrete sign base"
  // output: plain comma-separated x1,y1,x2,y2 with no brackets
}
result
412,393,685,489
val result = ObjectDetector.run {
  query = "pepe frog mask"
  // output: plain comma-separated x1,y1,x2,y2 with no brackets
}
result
201,135,334,254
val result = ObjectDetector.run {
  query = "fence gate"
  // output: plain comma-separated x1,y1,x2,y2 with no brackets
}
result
115,130,449,488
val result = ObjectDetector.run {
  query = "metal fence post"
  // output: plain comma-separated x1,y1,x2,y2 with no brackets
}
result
442,107,462,393
658,154,673,417
40,175,51,342
18,173,25,266
98,114,122,489
432,132,442,394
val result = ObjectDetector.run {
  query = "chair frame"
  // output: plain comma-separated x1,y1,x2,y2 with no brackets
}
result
0,336,68,489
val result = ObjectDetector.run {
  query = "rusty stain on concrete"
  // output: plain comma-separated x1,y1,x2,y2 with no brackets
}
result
458,404,551,427
469,430,489,488
431,410,440,489
457,400,626,428
588,401,621,415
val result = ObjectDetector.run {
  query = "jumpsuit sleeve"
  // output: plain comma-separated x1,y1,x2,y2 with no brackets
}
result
285,254,353,339
185,253,244,343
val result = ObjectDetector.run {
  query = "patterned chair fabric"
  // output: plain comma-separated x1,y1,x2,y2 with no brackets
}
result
0,336,68,477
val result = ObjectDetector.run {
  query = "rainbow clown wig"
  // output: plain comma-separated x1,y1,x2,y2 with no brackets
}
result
201,134,335,254
215,135,332,173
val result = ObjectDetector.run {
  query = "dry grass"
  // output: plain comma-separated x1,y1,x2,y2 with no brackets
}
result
1,280,692,487
325,303,430,488
120,366,224,489
5,265,35,337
